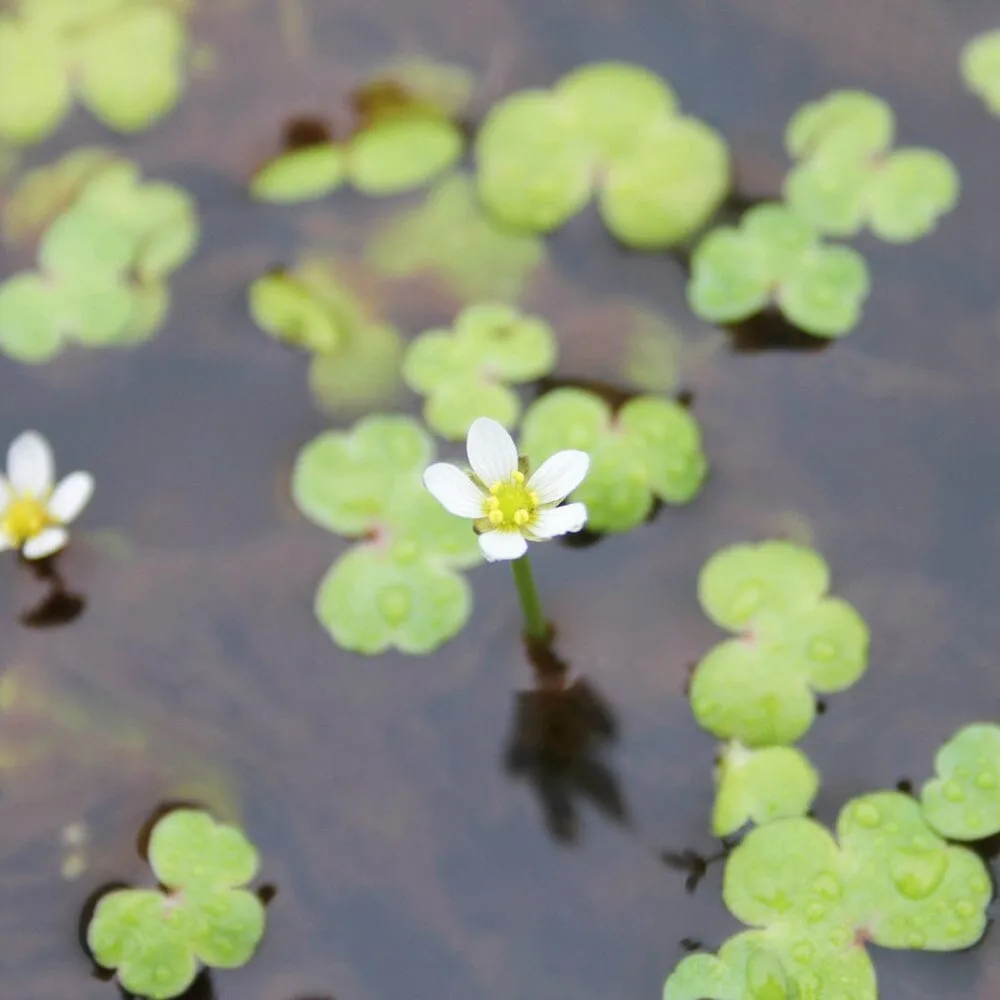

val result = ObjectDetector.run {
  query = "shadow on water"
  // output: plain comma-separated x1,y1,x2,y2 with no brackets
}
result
18,555,86,629
503,634,628,844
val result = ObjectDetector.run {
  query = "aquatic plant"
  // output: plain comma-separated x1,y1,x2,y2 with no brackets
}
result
920,723,1000,840
250,64,470,203
0,430,93,560
0,0,192,144
293,415,482,653
519,388,706,533
784,89,959,243
687,202,870,338
366,173,546,302
667,791,991,999
961,29,1000,115
424,416,589,639
711,742,819,838
0,153,198,362
475,61,730,247
87,808,266,1000
248,260,402,413
690,541,869,746
403,303,557,439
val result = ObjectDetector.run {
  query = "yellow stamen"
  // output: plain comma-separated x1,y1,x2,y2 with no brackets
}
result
1,495,50,547
488,509,504,526
489,482,502,495
512,470,524,483
513,509,530,526
479,470,540,532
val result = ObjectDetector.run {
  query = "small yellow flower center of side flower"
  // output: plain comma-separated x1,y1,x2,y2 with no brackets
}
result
2,495,51,547
483,470,539,530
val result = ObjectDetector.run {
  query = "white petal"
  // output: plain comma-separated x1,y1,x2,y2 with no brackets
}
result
478,528,528,562
527,450,590,504
47,471,94,524
8,431,55,497
467,417,518,487
423,463,486,518
21,526,69,560
0,476,9,510
530,502,588,539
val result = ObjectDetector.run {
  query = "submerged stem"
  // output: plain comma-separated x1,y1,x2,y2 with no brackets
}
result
511,554,550,641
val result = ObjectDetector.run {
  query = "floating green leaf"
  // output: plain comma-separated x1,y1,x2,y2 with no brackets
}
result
0,271,63,363
0,18,71,144
248,271,344,353
961,29,1000,116
369,55,475,118
520,388,707,533
712,742,819,837
476,61,729,244
366,173,545,302
599,116,730,249
315,543,472,655
293,415,482,654
403,302,557,440
347,113,463,195
308,321,402,414
783,90,959,243
724,793,991,953
920,723,1000,841
249,144,347,203
691,541,868,745
87,809,266,1000
688,203,870,338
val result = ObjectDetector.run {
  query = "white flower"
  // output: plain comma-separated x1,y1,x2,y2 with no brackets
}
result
0,431,94,560
423,417,589,562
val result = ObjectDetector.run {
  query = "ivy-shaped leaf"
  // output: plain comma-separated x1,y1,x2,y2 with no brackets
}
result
920,723,1000,841
691,541,868,746
403,302,557,440
712,742,819,837
520,388,707,533
687,203,870,338
87,809,266,1000
723,793,991,953
961,29,1000,116
292,415,482,654
475,61,729,246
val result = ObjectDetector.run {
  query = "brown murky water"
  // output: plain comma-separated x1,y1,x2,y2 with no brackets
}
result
2,0,1000,997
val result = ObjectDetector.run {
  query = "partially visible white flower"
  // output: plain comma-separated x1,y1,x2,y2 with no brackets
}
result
423,417,589,562
0,431,94,560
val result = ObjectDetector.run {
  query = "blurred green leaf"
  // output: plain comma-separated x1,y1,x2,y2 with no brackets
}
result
250,145,347,204
961,29,1000,115
0,18,71,144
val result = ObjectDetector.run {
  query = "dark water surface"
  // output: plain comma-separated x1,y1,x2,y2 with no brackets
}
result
2,0,1000,998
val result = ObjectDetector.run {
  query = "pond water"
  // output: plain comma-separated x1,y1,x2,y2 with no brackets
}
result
2,0,1000,998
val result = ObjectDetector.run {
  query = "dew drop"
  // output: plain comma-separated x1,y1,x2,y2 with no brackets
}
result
828,926,850,948
969,875,989,893
807,636,837,661
946,921,963,937
813,873,842,900
942,780,965,803
791,941,814,963
888,847,948,900
906,931,927,949
974,771,997,790
854,802,881,827
746,949,790,1000
154,966,171,982
393,540,419,564
955,900,977,918
805,901,827,923
377,584,412,625
885,822,900,835
963,811,984,831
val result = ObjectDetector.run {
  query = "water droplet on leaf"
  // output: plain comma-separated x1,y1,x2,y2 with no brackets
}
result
942,780,965,802
854,802,881,827
888,847,947,900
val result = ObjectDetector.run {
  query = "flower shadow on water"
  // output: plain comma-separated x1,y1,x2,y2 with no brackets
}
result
503,635,629,844
18,553,85,628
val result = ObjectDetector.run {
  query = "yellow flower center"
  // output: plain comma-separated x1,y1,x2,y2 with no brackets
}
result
2,495,51,547
483,470,539,530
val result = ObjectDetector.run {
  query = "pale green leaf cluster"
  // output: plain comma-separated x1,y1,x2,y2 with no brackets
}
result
247,259,403,414
961,29,1000,116
87,809,265,1000
920,723,1000,841
475,61,730,247
784,90,959,243
292,415,482,654
519,388,706,533
691,540,869,746
403,302,557,439
688,203,870,338
667,793,991,1000
0,0,191,144
0,153,198,363
250,64,472,204
366,173,546,302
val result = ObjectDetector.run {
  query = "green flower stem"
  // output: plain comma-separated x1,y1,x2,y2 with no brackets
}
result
511,553,549,640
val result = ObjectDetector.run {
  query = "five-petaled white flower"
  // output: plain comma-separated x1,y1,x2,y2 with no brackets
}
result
0,431,94,560
423,417,589,562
